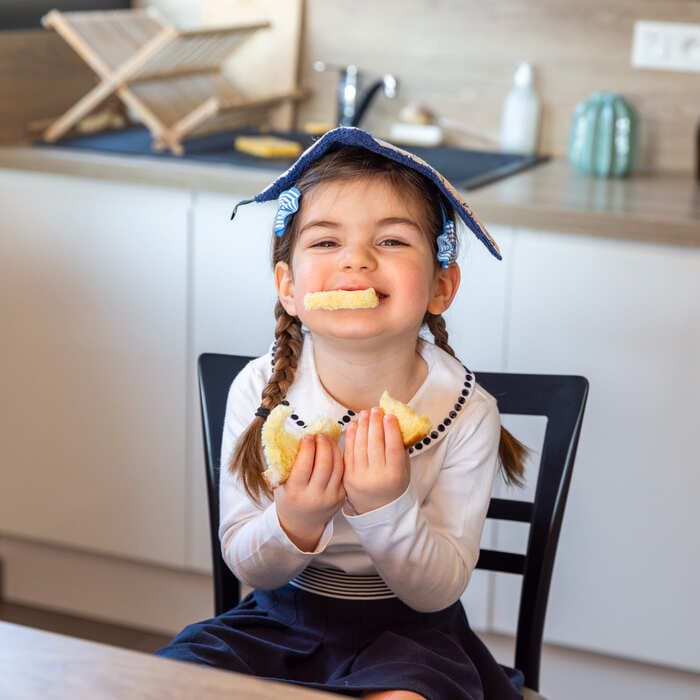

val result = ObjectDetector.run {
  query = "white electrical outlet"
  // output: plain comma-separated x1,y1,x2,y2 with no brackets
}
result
632,20,700,72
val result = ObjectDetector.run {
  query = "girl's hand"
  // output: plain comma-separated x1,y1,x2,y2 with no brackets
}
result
343,407,410,515
275,433,345,551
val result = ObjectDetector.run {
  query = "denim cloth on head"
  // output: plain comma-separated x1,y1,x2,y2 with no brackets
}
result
231,126,502,261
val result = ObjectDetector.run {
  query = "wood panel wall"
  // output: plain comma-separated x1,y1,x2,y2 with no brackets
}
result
2,0,700,172
0,31,95,144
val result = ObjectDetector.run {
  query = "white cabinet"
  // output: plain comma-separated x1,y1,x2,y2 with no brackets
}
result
444,225,514,371
186,191,279,571
491,229,700,672
444,225,513,629
0,170,192,568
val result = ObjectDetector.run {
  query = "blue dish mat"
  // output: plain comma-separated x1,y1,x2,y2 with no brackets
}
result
37,127,545,190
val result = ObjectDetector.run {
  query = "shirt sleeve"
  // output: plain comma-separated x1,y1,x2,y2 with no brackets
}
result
343,388,500,612
217,358,333,590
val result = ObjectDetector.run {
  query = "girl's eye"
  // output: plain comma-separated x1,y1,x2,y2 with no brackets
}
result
310,240,338,248
379,239,407,247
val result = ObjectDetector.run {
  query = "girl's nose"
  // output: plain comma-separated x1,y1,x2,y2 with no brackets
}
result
340,243,376,271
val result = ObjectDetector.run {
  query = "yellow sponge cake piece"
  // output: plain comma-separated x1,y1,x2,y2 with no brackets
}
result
261,406,300,488
379,390,432,446
234,136,303,159
261,405,343,488
304,288,379,311
303,417,343,442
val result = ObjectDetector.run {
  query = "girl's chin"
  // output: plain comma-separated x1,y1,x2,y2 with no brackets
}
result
304,318,383,338
304,316,423,343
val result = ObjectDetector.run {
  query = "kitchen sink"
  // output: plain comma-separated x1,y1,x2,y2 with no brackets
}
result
39,126,547,190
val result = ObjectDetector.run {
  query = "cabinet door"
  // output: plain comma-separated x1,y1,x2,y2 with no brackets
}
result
493,229,700,671
186,192,279,571
0,170,191,568
443,225,513,629
444,224,513,371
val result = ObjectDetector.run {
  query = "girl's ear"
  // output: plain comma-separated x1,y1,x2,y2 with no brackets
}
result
274,261,298,316
427,263,461,315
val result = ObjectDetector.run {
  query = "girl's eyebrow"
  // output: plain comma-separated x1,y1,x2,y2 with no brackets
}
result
377,217,422,232
298,216,423,237
298,219,339,235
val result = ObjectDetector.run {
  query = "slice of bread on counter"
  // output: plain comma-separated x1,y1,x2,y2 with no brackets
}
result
234,136,303,158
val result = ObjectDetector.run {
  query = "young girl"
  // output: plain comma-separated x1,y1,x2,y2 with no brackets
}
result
156,127,527,700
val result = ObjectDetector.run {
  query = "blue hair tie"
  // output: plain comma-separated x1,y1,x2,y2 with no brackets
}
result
436,202,458,268
273,187,301,237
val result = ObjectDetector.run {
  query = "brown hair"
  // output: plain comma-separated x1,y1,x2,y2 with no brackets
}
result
231,146,526,502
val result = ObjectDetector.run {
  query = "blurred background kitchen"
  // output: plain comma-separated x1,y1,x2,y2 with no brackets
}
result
1,1,698,699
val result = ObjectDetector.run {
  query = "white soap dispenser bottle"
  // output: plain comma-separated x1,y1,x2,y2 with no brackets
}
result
499,61,541,155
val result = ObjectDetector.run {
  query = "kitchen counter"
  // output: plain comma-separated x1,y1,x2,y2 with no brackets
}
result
1,145,698,247
467,158,700,248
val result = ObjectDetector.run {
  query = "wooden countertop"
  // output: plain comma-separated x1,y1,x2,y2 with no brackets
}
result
0,621,338,699
468,159,700,248
1,145,698,247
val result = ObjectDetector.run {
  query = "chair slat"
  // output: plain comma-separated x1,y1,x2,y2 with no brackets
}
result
475,549,526,575
486,497,533,523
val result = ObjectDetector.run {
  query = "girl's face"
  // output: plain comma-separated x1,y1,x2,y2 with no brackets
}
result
275,176,460,345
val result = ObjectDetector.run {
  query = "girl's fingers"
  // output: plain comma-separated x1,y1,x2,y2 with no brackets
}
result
384,413,405,461
327,439,345,492
368,407,386,466
308,434,333,489
354,410,370,469
288,435,315,486
343,420,356,471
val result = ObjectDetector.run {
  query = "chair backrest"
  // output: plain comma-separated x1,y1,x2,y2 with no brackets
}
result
474,372,588,692
198,353,588,692
198,353,254,615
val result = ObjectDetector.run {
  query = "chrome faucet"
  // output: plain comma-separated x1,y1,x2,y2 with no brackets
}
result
314,61,399,128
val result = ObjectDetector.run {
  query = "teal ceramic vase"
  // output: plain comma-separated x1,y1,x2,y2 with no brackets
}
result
568,92,639,177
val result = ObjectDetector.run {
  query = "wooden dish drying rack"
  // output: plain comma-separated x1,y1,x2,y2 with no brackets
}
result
41,8,305,155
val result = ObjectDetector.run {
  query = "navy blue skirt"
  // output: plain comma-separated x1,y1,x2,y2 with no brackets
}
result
155,585,524,699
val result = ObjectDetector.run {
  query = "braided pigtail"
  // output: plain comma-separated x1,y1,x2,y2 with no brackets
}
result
230,301,304,502
424,312,526,487
424,311,456,358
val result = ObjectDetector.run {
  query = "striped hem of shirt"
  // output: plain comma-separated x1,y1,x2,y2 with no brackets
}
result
288,566,396,600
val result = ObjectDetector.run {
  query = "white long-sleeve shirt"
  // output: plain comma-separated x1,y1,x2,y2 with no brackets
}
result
219,332,501,612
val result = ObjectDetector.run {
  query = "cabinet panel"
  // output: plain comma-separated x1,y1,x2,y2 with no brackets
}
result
497,229,700,671
444,224,513,372
448,225,513,629
0,170,190,568
187,192,279,571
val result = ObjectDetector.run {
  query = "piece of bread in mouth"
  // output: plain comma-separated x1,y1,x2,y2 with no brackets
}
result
304,288,379,311
261,405,342,488
379,391,432,446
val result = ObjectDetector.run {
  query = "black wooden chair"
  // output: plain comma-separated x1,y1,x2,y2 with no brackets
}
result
198,352,588,699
